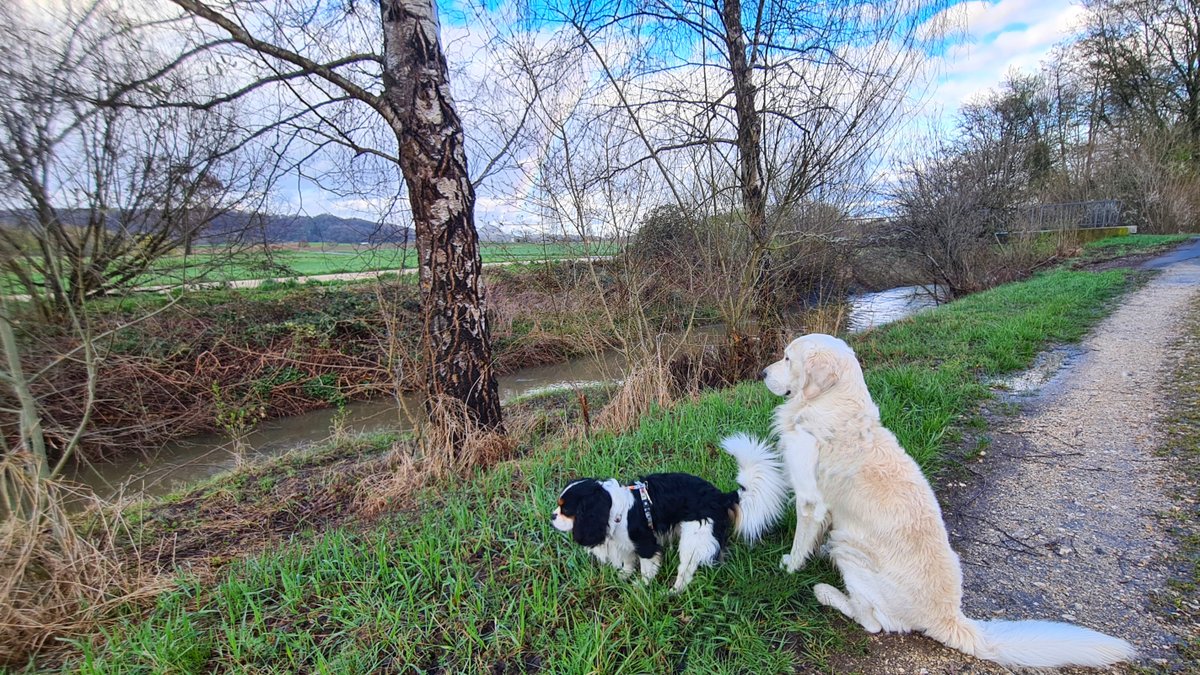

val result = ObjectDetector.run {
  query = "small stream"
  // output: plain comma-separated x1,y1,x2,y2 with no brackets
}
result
845,284,944,333
71,285,943,499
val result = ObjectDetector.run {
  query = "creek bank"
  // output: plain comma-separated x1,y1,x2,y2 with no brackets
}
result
38,237,1194,479
20,260,705,464
117,382,618,577
77,283,942,500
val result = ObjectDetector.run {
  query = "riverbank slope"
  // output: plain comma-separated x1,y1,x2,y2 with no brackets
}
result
63,262,1159,673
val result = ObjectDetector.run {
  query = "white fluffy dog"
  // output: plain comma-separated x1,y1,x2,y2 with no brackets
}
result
763,333,1136,668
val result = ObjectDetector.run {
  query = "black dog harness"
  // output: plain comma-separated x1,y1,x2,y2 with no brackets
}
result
629,481,655,531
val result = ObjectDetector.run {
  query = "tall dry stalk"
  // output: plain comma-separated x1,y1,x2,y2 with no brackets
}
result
0,460,167,666
0,263,171,667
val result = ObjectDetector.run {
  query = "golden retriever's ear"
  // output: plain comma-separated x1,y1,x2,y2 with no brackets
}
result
802,351,839,400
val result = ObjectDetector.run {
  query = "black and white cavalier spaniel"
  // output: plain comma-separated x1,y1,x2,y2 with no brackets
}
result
551,434,788,591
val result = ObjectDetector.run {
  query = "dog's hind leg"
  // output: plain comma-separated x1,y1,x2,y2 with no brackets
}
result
813,583,883,633
779,430,829,573
671,520,720,592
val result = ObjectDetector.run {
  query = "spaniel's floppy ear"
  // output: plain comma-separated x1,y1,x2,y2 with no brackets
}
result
571,488,612,547
802,350,840,400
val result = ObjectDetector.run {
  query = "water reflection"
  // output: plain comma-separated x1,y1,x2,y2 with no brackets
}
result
69,354,625,499
846,285,946,333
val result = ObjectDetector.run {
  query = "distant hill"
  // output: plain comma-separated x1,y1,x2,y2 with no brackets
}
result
227,212,413,244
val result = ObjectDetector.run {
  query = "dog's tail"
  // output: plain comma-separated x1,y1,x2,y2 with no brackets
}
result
928,612,1136,668
721,433,788,544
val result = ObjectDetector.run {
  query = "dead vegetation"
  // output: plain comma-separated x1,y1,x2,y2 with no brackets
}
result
0,459,170,667
2,266,627,465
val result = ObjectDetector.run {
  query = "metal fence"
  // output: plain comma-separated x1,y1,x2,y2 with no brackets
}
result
1010,199,1123,232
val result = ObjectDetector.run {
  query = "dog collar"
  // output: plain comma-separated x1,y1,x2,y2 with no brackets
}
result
629,481,655,531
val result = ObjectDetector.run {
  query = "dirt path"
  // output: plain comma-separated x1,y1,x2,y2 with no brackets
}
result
828,240,1200,674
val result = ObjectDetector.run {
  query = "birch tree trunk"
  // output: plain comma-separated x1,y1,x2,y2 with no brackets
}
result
380,0,504,433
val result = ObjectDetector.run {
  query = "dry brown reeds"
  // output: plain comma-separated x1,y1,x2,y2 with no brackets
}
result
594,358,676,435
355,396,516,517
0,454,168,668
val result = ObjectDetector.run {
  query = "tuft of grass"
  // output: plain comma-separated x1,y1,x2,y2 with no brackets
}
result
69,268,1140,673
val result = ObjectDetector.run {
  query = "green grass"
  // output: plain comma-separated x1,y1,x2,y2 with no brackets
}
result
3,241,618,293
69,268,1139,674
1082,233,1195,255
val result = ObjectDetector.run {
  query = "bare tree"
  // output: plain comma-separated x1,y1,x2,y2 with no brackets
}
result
1081,0,1200,160
545,0,943,341
0,2,272,318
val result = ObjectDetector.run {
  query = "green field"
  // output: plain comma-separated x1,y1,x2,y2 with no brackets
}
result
3,241,617,294
73,267,1139,673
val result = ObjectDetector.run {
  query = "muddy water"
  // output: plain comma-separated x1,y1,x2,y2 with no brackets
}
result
846,284,945,333
73,287,941,499
70,351,629,499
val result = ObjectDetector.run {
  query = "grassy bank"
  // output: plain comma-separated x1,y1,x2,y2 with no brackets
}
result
67,267,1141,673
1074,233,1195,265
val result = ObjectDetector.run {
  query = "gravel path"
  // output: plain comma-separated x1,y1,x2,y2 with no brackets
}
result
826,241,1200,674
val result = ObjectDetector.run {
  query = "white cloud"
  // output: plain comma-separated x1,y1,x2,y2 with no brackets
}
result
923,0,1086,116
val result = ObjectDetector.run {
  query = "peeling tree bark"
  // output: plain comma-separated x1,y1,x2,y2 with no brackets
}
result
380,0,504,433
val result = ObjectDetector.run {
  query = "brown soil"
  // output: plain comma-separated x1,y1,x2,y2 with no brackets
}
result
130,435,400,574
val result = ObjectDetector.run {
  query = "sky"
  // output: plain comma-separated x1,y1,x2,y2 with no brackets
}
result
920,0,1086,116
281,0,1092,227
14,0,1093,230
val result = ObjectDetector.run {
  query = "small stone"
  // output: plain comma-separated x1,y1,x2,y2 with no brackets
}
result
1061,613,1077,621
1058,546,1073,555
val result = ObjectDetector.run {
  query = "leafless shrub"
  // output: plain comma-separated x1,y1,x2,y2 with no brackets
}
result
0,2,275,318
1100,131,1200,233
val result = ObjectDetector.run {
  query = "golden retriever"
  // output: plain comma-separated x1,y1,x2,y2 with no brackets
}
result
764,333,1136,668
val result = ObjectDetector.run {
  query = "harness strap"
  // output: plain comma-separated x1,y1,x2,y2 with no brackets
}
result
629,481,655,531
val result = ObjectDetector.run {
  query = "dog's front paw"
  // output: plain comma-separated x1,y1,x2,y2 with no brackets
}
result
780,553,807,573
